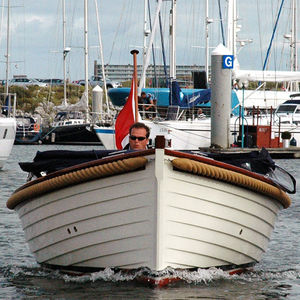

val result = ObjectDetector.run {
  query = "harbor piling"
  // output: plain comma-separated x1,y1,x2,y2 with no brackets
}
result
210,44,233,149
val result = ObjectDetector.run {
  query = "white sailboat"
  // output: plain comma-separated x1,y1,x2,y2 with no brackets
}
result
232,0,300,108
94,0,218,150
0,101,16,169
41,0,101,145
0,0,16,169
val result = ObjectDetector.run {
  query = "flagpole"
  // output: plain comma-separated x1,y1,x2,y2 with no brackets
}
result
131,49,139,122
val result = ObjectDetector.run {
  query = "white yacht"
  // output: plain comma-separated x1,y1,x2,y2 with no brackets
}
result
0,93,16,169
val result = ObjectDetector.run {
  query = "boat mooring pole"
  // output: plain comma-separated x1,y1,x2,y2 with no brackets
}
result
92,85,103,122
211,44,233,149
131,49,139,122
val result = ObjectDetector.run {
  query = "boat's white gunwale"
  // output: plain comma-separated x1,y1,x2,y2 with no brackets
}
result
14,149,156,194
164,150,278,188
165,152,290,208
7,154,152,210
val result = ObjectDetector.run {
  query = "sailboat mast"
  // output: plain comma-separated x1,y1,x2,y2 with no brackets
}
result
62,0,67,105
94,0,110,116
142,0,148,88
5,0,10,96
138,0,162,95
205,0,209,84
169,0,176,80
84,0,89,120
226,0,237,57
290,0,298,91
291,0,297,72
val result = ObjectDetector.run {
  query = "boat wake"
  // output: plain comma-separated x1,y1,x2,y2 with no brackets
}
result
61,266,300,286
61,267,231,285
2,264,300,287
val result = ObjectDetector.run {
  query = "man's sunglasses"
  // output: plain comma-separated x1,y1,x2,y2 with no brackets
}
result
130,135,148,141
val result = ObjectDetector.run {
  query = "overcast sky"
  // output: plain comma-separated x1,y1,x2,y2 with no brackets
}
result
0,0,296,81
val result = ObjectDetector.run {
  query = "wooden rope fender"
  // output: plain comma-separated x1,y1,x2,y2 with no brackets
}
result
7,157,148,210
171,158,291,209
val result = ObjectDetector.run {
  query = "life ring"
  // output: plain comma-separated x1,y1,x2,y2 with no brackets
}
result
34,123,40,132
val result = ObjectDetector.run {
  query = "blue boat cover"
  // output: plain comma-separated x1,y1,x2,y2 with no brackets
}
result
108,83,240,115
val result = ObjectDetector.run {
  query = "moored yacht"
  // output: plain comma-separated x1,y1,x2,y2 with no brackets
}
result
274,93,300,125
15,115,42,145
41,110,102,145
0,93,16,169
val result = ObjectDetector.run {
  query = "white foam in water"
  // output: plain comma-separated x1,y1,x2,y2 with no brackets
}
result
173,267,232,284
3,264,56,280
63,267,137,283
7,264,300,286
62,267,233,284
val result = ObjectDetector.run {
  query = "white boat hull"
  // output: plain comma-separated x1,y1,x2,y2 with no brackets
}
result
8,149,287,272
94,119,214,150
0,117,16,169
94,117,300,150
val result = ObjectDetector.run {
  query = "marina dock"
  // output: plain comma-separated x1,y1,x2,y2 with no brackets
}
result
199,147,300,159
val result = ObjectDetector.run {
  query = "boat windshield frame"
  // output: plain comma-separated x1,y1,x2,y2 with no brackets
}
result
275,104,297,114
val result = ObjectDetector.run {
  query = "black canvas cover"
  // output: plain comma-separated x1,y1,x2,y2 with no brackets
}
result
186,147,295,194
202,147,275,175
19,149,129,178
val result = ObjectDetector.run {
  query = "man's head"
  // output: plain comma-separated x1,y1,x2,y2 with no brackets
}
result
129,122,150,150
141,92,147,99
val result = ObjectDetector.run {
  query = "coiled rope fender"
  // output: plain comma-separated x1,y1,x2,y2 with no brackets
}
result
171,158,291,209
7,157,148,210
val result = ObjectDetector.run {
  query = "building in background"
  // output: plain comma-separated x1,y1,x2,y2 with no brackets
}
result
93,61,207,88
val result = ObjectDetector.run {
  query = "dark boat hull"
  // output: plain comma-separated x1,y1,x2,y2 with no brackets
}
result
41,124,102,145
14,131,42,145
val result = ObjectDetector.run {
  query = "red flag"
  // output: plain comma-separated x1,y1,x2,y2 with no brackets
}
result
115,77,140,149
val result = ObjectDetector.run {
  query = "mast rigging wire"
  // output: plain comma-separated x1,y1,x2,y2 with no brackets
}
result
262,0,285,71
217,0,225,45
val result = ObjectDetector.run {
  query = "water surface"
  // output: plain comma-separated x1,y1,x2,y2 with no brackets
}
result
1,145,299,299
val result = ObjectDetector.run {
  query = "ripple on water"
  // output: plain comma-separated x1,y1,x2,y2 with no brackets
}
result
1,265,300,299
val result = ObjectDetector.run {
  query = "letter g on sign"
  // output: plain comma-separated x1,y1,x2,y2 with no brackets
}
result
222,55,234,69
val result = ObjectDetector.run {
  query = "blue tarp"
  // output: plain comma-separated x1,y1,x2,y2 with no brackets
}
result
108,85,240,116
169,80,210,107
169,80,239,115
